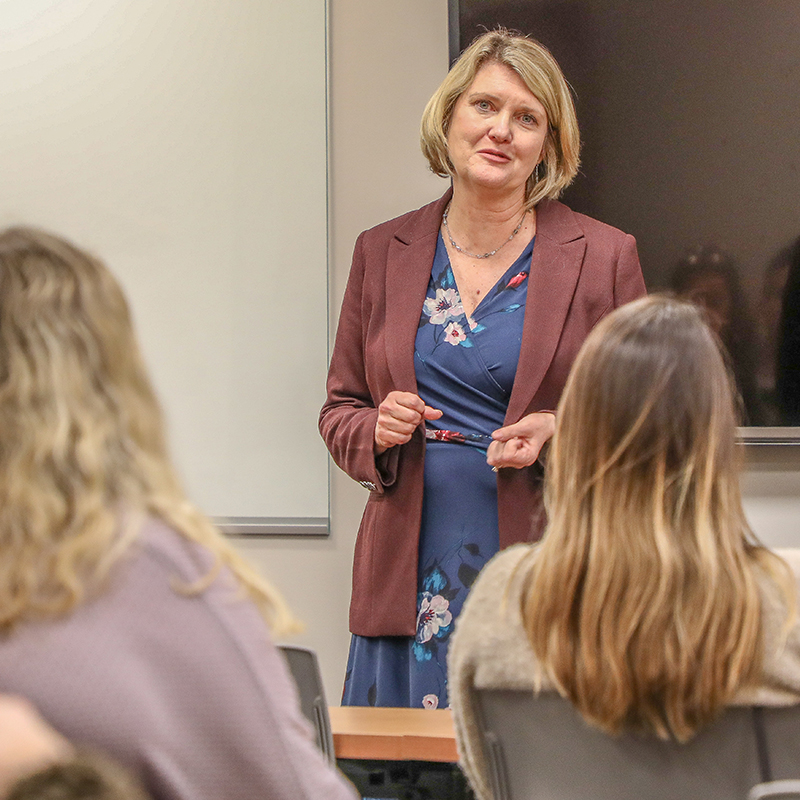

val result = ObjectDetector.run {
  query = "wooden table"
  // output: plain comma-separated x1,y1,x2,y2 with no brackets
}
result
329,706,458,762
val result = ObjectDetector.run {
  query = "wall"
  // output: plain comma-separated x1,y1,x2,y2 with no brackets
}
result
743,447,800,549
233,0,800,704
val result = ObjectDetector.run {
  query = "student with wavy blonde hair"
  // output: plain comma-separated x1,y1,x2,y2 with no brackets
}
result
0,228,356,800
449,295,800,800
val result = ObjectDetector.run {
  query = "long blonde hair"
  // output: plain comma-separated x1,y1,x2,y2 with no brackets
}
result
521,295,793,741
0,227,295,634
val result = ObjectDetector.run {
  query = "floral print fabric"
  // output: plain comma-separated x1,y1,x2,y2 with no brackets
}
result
342,233,533,709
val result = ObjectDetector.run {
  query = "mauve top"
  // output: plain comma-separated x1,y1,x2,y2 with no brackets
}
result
0,516,357,800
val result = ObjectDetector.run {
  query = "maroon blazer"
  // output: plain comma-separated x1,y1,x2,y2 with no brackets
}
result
320,190,646,637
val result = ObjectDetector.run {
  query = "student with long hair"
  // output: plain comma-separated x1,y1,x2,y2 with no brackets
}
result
0,228,356,800
449,295,800,800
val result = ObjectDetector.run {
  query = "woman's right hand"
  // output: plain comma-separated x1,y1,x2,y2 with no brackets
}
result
374,391,442,455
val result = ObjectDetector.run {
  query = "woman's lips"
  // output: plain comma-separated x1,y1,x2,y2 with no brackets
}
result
478,149,511,163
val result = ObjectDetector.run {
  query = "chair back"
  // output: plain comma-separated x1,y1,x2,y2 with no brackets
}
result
475,689,800,800
279,645,335,764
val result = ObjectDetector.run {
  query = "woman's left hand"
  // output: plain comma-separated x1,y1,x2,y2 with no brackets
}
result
487,412,556,470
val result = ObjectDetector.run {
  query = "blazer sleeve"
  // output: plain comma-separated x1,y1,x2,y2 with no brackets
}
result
613,233,647,308
319,232,399,492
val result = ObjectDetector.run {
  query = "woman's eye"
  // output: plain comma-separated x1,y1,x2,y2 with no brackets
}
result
476,100,491,111
520,114,536,125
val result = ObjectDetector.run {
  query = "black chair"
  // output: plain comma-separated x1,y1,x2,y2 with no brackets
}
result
279,645,335,765
474,688,800,800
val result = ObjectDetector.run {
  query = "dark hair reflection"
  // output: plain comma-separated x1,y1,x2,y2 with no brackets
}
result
670,245,759,424
776,237,800,426
755,244,793,425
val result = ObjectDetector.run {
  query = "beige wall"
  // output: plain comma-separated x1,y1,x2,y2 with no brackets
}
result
233,0,800,704
743,447,800,549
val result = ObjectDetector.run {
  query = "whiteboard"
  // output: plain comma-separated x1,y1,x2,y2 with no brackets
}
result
0,0,330,533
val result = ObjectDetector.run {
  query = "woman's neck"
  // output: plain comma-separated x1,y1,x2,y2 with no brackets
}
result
445,187,531,255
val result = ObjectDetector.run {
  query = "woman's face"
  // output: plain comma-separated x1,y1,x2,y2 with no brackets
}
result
446,61,548,200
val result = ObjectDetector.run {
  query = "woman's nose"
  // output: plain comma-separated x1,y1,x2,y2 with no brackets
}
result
488,114,512,142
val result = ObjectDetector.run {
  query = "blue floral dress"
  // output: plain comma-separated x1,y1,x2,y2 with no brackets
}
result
342,233,533,709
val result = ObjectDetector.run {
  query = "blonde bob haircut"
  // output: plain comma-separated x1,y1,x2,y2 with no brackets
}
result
520,295,794,742
0,228,296,635
420,28,580,209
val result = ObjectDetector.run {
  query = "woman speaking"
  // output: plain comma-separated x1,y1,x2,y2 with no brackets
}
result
320,29,646,709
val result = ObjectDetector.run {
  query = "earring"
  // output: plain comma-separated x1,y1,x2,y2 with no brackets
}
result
534,164,540,183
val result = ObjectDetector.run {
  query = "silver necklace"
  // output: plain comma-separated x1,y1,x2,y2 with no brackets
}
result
442,203,527,260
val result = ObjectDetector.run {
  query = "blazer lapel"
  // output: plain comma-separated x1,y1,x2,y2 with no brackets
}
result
506,199,586,423
385,190,452,391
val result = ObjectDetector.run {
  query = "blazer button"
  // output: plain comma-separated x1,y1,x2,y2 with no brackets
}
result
359,480,377,491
